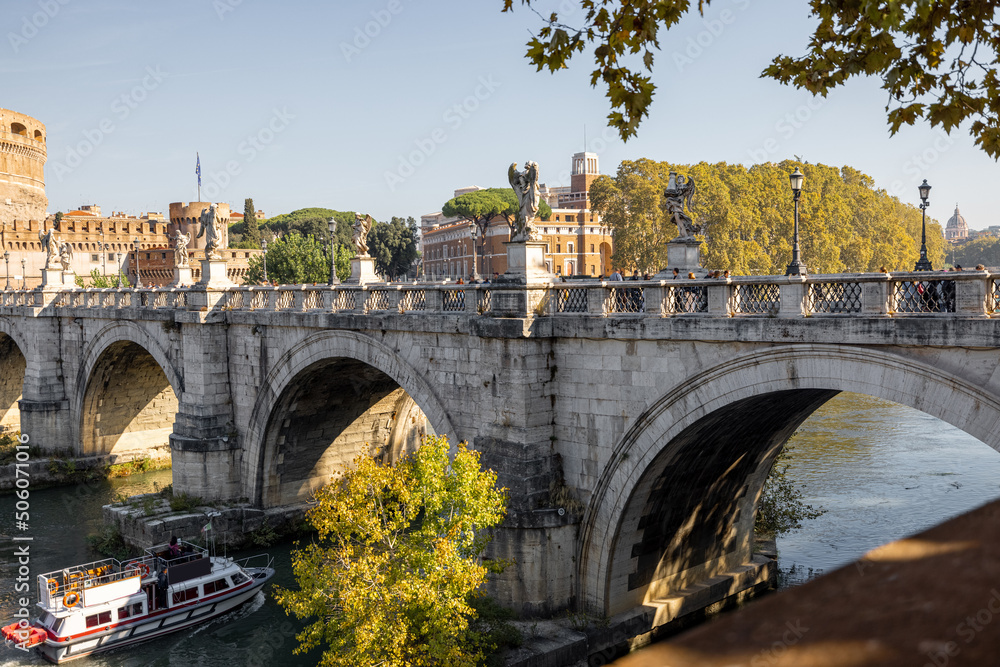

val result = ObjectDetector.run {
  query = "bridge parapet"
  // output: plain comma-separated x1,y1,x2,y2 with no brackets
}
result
10,270,994,319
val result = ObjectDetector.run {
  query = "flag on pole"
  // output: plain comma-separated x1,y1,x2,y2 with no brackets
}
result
195,153,202,188
201,521,212,534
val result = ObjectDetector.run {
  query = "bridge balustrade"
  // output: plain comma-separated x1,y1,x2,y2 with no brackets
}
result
8,271,997,318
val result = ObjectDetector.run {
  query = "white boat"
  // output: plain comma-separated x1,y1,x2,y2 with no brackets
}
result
2,540,274,664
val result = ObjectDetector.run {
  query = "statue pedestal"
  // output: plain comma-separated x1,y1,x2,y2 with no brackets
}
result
499,241,554,285
656,239,706,278
61,271,77,286
347,256,378,285
197,259,231,287
41,268,63,288
172,266,194,287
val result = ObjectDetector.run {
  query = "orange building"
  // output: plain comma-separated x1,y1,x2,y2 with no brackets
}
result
420,152,613,280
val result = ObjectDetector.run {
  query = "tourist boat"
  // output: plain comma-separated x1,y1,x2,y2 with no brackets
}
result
1,540,274,663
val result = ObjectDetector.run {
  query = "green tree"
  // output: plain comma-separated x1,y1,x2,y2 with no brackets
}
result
369,216,420,281
243,232,329,285
264,208,355,248
243,198,261,248
274,435,508,667
755,446,824,537
442,189,513,237
74,268,126,288
952,236,1000,268
503,1,1000,155
590,158,945,275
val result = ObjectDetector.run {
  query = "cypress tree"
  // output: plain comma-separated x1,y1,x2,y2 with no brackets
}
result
243,198,261,248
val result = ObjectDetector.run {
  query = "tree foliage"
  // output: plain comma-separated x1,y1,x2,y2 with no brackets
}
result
442,188,551,240
243,231,340,285
504,0,1000,154
243,197,261,249
264,208,355,248
590,158,945,275
74,268,127,288
951,235,1000,268
370,216,420,281
755,446,824,537
273,436,508,667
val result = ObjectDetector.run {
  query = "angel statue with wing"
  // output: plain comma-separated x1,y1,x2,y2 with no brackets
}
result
664,171,698,240
507,161,542,242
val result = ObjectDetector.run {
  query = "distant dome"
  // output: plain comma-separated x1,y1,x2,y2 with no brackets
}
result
945,204,968,242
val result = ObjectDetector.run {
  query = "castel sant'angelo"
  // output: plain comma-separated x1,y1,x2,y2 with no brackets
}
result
0,107,258,287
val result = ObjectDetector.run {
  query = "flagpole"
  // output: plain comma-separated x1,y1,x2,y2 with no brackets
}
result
196,152,201,202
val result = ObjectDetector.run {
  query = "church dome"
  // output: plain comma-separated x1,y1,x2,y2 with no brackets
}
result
945,205,968,241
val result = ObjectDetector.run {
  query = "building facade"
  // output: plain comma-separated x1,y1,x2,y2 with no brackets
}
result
420,152,613,280
945,205,969,243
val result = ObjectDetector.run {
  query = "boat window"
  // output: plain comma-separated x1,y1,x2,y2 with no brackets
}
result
203,578,230,594
171,587,199,604
232,572,249,586
38,611,54,627
117,602,143,620
85,611,112,628
51,617,66,636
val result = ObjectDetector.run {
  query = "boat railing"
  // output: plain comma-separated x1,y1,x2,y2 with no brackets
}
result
145,540,209,573
36,556,152,605
233,553,273,572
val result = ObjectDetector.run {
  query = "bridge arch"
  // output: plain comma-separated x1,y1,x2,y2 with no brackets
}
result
578,344,1000,618
75,321,182,457
243,330,456,508
0,320,30,432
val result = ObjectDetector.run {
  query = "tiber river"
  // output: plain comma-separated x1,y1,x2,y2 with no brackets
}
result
3,392,1000,665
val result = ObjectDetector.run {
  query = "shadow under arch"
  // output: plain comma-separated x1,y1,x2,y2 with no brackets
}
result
243,330,456,508
76,321,183,457
0,331,26,431
577,344,1000,619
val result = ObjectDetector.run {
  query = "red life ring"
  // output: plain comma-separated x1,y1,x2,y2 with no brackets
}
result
125,561,149,577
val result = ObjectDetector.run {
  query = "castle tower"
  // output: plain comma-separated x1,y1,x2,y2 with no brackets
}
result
0,108,47,224
168,202,231,251
570,151,599,194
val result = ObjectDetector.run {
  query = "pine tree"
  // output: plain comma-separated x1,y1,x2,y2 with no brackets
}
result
243,198,261,248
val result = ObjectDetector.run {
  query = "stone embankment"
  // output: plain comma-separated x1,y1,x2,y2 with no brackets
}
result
0,447,170,492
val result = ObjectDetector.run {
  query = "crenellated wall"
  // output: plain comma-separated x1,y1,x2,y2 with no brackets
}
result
0,108,47,225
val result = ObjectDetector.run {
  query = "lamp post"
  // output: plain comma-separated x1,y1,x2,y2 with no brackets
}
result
469,224,480,282
3,251,8,290
116,253,123,288
262,239,268,283
20,257,26,290
133,237,142,288
328,218,339,285
785,167,807,276
915,179,933,271
100,224,106,279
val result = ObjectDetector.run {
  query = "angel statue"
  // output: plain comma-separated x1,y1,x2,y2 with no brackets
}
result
39,228,60,269
353,213,373,257
196,204,225,260
664,171,698,240
58,241,73,272
507,161,542,242
170,230,190,268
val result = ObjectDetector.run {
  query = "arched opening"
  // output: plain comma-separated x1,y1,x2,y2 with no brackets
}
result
80,341,178,459
579,346,1000,621
33,130,43,142
10,122,26,136
599,242,612,275
0,334,26,432
257,357,434,507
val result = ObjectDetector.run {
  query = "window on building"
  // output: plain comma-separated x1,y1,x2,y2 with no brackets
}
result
590,265,596,275
544,228,549,234
590,244,595,253
556,244,561,253
566,215,575,223
567,242,574,254
555,265,562,274
91,254,99,263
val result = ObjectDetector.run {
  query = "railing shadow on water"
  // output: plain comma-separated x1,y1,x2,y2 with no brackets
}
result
7,270,997,318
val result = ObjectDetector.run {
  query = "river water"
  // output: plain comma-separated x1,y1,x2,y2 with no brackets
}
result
3,391,1000,665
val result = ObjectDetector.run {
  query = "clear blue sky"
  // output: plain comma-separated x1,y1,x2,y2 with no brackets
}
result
4,0,995,231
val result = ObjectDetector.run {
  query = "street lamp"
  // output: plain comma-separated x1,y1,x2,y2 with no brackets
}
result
20,257,26,290
3,251,9,290
133,237,142,288
469,224,480,282
915,179,933,271
785,167,807,276
100,223,106,278
116,252,123,288
328,218,339,285
262,239,268,283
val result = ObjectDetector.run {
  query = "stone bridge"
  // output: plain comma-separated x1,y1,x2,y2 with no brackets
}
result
4,269,1000,642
